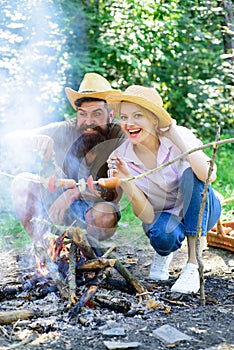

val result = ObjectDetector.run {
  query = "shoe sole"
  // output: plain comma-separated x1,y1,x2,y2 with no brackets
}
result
149,275,169,281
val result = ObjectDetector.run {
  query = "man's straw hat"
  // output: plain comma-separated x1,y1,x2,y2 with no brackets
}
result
65,72,119,110
107,85,172,128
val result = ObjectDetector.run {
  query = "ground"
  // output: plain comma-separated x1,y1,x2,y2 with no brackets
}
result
0,230,233,350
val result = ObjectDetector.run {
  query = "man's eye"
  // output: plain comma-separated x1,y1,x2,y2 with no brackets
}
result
94,112,102,118
78,112,86,117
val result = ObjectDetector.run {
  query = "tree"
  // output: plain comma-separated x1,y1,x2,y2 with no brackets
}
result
79,0,234,136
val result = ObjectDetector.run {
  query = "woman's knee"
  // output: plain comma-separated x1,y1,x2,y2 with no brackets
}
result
146,213,185,256
149,230,184,256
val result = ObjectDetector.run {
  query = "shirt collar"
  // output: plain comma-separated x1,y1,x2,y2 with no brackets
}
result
122,140,143,165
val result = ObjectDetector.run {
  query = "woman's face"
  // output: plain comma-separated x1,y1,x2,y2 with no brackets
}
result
119,102,158,144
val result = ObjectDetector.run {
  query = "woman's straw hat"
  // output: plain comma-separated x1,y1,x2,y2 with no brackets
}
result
65,72,120,110
107,85,172,128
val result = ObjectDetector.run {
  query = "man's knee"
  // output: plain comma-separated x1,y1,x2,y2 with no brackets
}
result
85,202,119,241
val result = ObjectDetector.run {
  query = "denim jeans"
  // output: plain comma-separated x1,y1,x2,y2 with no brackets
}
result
143,167,221,256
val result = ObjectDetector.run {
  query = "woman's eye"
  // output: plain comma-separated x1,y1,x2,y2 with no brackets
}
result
134,113,143,119
120,115,128,121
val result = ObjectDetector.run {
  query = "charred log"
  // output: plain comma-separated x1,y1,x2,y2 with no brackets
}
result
92,294,131,313
0,285,21,301
0,309,37,325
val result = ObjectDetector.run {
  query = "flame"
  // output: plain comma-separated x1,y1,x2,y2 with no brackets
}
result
59,244,69,260
35,254,49,276
47,238,56,261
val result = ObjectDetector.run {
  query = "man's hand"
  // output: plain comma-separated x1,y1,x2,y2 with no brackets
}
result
49,188,80,224
32,135,55,161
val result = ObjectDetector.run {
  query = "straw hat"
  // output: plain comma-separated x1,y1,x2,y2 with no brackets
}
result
65,73,120,110
106,85,172,128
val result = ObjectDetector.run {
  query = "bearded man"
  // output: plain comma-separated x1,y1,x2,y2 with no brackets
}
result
9,73,126,242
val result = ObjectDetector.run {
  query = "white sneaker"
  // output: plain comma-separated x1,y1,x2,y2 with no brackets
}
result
171,263,200,294
149,252,173,281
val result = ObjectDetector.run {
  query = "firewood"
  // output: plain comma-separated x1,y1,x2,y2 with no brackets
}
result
69,284,98,317
0,309,36,325
85,236,148,299
92,294,131,313
68,227,97,260
0,285,21,301
100,277,135,294
76,258,117,271
113,260,148,299
68,241,78,307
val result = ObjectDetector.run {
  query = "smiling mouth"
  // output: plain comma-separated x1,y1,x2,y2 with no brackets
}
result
84,128,98,133
128,128,141,135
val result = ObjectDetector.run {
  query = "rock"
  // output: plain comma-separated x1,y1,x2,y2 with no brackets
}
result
203,343,234,350
102,327,126,336
152,324,192,344
103,341,141,349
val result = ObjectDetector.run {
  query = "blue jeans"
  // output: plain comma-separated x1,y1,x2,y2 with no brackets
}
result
70,199,121,229
143,167,221,256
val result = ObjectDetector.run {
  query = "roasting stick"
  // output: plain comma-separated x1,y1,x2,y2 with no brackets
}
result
0,170,120,191
1,137,234,192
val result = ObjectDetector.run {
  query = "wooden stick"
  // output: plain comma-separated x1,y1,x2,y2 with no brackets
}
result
92,294,131,313
0,310,35,325
76,258,117,271
113,259,148,298
101,245,117,258
68,241,78,307
69,227,97,260
86,235,148,298
196,126,220,305
122,137,234,184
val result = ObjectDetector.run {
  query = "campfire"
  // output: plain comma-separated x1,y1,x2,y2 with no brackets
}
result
0,224,156,326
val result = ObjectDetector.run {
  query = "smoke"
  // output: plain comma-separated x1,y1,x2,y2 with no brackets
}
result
0,0,79,241
0,0,69,138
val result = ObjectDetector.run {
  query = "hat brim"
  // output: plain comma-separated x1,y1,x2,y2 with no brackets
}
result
65,88,121,110
107,93,172,128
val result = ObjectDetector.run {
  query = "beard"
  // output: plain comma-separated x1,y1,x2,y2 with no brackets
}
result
73,123,110,158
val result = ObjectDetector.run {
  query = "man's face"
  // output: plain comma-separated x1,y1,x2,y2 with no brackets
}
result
74,100,112,158
76,100,111,134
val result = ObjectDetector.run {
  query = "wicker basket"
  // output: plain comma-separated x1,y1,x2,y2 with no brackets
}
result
207,220,234,252
207,196,234,252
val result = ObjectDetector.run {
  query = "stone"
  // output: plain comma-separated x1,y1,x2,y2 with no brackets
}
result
152,324,192,344
103,341,141,349
102,328,126,336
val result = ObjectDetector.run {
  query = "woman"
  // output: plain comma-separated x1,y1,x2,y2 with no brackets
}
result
106,85,221,294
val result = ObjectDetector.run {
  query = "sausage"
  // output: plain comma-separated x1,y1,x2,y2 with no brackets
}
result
97,177,120,188
48,176,76,192
55,178,77,189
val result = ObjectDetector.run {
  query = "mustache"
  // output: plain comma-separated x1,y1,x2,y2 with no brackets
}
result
78,124,106,136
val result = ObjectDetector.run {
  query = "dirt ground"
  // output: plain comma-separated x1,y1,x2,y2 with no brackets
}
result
0,233,233,350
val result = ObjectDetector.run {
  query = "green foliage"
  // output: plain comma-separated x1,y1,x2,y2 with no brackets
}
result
1,0,233,247
77,0,234,137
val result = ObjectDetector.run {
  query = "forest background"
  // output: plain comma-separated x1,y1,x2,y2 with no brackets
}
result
0,0,233,248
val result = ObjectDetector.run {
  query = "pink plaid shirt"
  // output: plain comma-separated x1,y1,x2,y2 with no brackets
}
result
114,126,202,218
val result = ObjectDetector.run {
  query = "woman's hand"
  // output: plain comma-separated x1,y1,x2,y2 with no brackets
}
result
107,155,131,180
157,119,177,140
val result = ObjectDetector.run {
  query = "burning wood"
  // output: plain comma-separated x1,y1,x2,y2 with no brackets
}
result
0,225,148,322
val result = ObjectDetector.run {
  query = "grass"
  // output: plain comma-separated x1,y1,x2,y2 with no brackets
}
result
0,212,31,251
